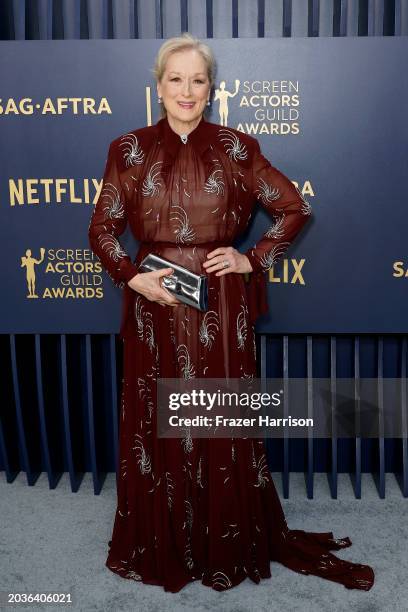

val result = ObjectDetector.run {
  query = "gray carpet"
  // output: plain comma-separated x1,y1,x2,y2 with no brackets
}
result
0,471,406,612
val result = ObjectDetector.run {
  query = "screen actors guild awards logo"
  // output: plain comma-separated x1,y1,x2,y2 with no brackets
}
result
20,247,103,299
213,79,240,126
21,247,45,298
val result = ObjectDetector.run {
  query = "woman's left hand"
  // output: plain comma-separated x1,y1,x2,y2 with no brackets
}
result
202,246,253,276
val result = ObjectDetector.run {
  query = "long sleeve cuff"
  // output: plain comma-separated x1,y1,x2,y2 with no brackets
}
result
120,260,140,284
243,247,264,274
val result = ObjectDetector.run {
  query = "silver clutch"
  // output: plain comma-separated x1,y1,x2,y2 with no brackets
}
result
138,253,208,311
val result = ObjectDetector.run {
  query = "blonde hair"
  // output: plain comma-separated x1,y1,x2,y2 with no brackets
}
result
152,32,216,119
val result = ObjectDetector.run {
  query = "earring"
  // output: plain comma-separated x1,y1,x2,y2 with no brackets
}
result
206,100,210,106
158,96,162,103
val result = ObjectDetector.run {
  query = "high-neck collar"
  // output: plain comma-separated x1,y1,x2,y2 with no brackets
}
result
157,114,211,159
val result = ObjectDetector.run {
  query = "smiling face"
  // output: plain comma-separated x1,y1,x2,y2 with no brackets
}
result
157,48,211,133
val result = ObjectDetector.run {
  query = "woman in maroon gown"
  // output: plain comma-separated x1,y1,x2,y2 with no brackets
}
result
88,33,374,592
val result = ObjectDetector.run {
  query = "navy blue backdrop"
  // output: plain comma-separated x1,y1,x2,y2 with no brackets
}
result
1,37,407,334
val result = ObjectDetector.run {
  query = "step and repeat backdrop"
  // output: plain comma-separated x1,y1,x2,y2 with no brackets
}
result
0,37,407,334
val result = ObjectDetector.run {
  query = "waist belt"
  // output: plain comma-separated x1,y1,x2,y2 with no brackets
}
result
139,240,228,249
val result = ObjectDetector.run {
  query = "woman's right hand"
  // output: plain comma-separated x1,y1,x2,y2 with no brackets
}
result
127,268,182,307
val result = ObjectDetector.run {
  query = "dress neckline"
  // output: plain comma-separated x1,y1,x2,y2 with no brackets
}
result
166,113,205,139
158,114,209,158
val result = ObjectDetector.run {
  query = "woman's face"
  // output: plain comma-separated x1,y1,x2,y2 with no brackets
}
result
157,48,211,128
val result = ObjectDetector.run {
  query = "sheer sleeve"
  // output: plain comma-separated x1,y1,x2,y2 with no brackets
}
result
88,140,139,289
244,140,312,274
243,140,312,324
